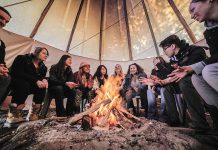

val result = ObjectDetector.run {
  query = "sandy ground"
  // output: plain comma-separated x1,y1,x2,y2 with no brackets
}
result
1,114,218,150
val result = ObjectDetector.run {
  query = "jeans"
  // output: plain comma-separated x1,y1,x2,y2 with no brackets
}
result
164,76,209,129
192,63,218,129
49,86,76,117
147,87,166,121
192,63,218,108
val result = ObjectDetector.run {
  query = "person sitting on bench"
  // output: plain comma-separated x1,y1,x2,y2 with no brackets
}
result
49,55,78,117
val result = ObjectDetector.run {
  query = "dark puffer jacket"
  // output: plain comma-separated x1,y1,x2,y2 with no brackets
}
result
11,54,47,85
170,40,207,66
203,26,218,64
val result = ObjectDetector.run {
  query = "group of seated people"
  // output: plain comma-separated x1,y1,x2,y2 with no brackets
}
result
1,50,148,123
0,0,218,133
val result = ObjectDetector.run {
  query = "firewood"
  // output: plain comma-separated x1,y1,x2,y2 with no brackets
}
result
115,109,135,125
115,109,134,126
1,127,35,150
116,122,126,130
97,105,114,127
97,111,111,127
113,109,135,129
116,106,141,122
0,133,13,145
97,96,120,127
68,99,111,125
113,110,127,130
47,116,67,121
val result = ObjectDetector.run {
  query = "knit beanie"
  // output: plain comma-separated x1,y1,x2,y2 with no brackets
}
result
79,62,90,69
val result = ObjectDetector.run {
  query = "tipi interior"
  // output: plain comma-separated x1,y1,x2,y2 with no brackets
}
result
1,1,217,150
0,0,208,74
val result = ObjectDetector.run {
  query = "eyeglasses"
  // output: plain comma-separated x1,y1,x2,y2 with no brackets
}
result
163,45,171,51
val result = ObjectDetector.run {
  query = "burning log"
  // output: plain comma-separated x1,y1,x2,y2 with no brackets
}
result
97,98,118,127
47,116,67,121
97,109,112,127
68,99,111,125
68,76,142,129
113,109,134,130
114,109,134,125
116,105,141,122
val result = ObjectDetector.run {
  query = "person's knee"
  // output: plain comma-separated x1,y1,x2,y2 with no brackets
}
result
192,74,206,91
202,65,214,83
191,74,198,82
12,79,30,89
50,86,64,95
15,81,31,92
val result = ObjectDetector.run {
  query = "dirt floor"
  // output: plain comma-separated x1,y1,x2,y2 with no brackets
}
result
1,109,218,150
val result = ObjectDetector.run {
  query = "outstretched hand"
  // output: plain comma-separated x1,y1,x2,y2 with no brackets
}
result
139,77,157,86
168,66,193,82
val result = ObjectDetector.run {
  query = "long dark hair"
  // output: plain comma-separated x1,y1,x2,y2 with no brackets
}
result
93,65,108,80
126,63,144,75
32,47,49,59
50,55,72,80
154,56,166,64
123,63,145,91
159,35,191,54
29,47,49,67
152,57,167,76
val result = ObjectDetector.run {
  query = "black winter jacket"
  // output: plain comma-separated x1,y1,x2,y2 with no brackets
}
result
49,66,74,87
11,54,47,85
170,42,207,66
203,26,218,65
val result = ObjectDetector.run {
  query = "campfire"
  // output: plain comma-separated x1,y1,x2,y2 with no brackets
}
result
68,76,141,129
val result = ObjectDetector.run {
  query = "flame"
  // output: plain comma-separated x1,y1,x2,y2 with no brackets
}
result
109,113,118,126
90,76,123,127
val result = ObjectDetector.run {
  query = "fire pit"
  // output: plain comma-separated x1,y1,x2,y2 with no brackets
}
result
69,76,141,130
1,77,218,150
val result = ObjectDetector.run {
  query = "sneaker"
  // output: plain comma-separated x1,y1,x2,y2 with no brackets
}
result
26,103,42,121
6,103,25,124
